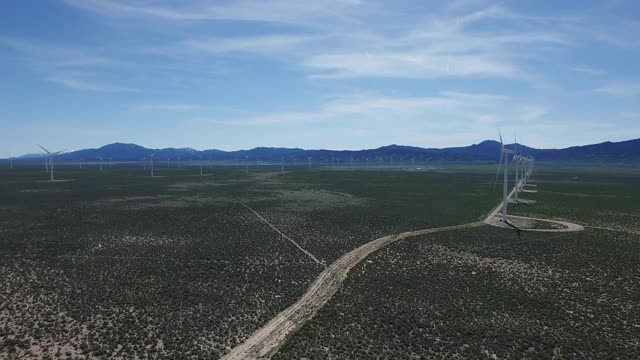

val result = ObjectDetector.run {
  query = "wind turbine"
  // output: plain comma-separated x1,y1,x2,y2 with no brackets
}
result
42,152,49,173
150,152,155,177
99,157,103,172
513,134,520,202
493,132,513,223
37,145,65,182
307,156,312,172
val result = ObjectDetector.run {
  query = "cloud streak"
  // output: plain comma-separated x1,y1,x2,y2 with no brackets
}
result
48,74,141,93
198,91,546,128
594,82,640,96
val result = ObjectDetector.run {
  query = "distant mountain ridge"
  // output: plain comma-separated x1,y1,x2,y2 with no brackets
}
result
13,138,640,163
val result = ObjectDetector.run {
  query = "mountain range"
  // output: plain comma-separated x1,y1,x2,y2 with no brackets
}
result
13,138,640,163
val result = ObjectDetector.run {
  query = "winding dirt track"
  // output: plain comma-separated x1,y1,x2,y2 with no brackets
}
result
223,180,583,359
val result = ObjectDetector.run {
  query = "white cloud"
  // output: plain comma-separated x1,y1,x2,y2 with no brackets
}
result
198,91,545,130
135,104,204,111
184,34,320,55
63,0,364,26
620,111,640,119
65,1,571,82
594,82,640,96
48,75,140,92
0,37,116,68
569,65,604,75
0,37,138,93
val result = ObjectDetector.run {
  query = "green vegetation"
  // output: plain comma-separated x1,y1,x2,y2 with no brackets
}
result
275,164,640,359
2,162,637,358
0,163,496,358
509,163,640,233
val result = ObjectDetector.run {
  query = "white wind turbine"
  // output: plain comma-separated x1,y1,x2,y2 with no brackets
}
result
38,145,66,182
150,152,155,177
513,134,521,202
42,152,49,173
493,132,513,223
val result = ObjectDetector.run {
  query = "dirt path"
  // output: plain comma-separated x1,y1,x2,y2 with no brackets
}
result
235,200,326,267
483,188,583,232
221,222,482,360
586,225,640,235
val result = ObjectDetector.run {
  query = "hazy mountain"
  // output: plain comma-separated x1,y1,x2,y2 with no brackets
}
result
12,138,640,163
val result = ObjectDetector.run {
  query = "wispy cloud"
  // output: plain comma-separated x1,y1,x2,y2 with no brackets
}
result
0,37,138,92
183,34,321,55
594,82,640,96
620,111,640,119
569,65,604,75
63,0,364,26
0,37,115,68
198,90,546,128
65,1,571,83
135,104,204,111
590,19,640,48
48,74,141,92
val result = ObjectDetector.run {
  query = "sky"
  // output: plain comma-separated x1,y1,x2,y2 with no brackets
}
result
1,0,639,156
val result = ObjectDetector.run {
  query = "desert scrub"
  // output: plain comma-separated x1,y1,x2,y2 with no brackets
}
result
275,226,640,359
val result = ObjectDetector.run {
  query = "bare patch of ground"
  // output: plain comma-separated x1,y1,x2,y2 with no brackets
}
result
168,181,225,191
485,214,584,232
92,195,233,210
421,244,567,294
243,189,369,212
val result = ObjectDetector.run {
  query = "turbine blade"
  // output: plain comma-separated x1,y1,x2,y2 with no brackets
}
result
37,145,51,155
493,151,504,188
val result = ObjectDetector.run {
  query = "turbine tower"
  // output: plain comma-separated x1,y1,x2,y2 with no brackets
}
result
494,132,513,223
37,145,65,182
150,152,155,177
513,134,520,202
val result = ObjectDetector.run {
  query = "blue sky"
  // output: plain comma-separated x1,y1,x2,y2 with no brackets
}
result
1,0,639,156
